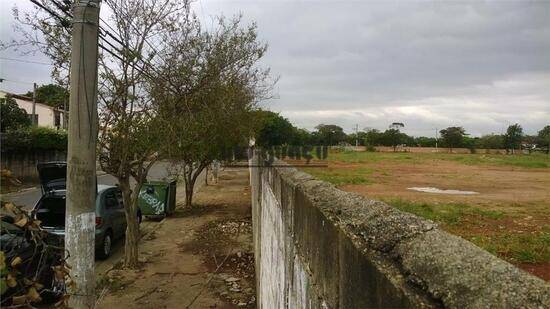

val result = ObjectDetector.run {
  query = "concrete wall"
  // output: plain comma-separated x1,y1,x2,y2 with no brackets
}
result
249,153,549,308
1,150,66,182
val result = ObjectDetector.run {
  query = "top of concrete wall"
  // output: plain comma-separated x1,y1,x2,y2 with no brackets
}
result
270,161,549,308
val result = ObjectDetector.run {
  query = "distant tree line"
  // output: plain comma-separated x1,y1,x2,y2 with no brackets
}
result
254,111,550,154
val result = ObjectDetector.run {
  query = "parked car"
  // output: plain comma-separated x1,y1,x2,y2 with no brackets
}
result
31,162,140,259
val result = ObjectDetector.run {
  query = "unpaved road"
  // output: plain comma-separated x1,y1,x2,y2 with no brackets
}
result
97,167,254,308
1,163,180,277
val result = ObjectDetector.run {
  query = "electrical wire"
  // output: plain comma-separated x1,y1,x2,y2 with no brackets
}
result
27,0,176,93
28,0,71,28
59,1,169,85
0,57,53,66
0,78,35,85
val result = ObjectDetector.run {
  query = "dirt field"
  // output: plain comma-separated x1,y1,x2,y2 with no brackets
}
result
302,151,550,281
97,168,255,308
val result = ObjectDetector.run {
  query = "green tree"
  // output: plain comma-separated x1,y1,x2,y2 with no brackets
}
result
95,0,187,268
463,136,479,153
439,127,466,152
381,129,403,151
386,122,406,151
364,129,382,146
24,84,68,108
255,110,295,147
415,136,437,147
0,95,31,132
476,134,504,149
504,123,523,154
314,124,347,145
291,128,314,146
537,125,550,154
154,15,272,209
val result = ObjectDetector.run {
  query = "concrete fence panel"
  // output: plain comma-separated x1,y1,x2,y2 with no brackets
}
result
249,152,549,308
1,149,67,182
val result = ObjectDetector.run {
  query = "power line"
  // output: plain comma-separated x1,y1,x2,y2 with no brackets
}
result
29,0,71,28
0,57,53,66
51,0,73,18
0,78,35,85
102,0,164,63
51,0,165,78
27,0,177,93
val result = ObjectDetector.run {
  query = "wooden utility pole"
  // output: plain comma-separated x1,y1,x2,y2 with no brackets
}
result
65,0,101,307
32,82,37,125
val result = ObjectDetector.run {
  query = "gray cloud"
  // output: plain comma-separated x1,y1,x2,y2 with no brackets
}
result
2,0,549,136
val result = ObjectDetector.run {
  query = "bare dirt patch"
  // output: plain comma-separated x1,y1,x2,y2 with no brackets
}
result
303,152,550,280
337,159,550,212
97,168,255,308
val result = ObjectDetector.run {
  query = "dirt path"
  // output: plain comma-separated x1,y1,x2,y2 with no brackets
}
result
97,167,255,308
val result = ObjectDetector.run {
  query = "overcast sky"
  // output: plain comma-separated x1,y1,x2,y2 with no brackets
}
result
1,0,549,137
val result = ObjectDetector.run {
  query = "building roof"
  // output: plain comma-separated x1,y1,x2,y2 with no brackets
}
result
0,90,65,111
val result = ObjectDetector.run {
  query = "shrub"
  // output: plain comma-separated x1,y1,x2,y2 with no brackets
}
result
0,127,67,152
366,144,376,152
0,96,31,132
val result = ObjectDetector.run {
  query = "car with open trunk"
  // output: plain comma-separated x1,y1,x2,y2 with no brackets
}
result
31,162,140,259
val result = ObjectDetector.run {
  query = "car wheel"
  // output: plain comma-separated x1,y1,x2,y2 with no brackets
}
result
97,231,112,260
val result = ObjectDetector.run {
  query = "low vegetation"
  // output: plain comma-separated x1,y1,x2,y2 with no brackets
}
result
300,150,550,275
327,150,550,169
387,199,549,264
385,199,505,225
1,127,67,151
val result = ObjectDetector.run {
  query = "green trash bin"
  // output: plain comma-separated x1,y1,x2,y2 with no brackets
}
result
138,180,177,217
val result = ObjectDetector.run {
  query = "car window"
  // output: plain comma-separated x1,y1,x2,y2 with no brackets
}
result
115,190,124,208
105,191,119,209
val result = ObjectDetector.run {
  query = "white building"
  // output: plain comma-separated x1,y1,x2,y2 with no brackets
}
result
0,90,66,129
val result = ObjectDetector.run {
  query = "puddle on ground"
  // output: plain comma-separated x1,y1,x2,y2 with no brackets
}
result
407,187,478,195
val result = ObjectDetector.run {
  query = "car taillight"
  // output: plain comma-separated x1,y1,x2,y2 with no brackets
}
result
95,217,102,226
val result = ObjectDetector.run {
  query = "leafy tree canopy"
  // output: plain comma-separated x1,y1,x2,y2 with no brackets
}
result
254,110,296,147
476,134,504,149
24,84,68,109
504,123,523,150
537,125,550,153
440,126,467,150
1,95,31,132
314,124,346,146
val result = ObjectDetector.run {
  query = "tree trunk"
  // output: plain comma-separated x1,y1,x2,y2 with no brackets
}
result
185,173,195,208
183,163,208,208
118,178,140,268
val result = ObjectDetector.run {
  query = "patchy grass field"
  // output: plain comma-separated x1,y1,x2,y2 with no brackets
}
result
302,150,550,280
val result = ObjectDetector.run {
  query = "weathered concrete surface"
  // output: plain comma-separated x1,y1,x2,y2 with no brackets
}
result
250,154,550,308
1,149,66,182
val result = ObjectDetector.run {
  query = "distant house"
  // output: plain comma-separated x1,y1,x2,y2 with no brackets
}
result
0,90,66,129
